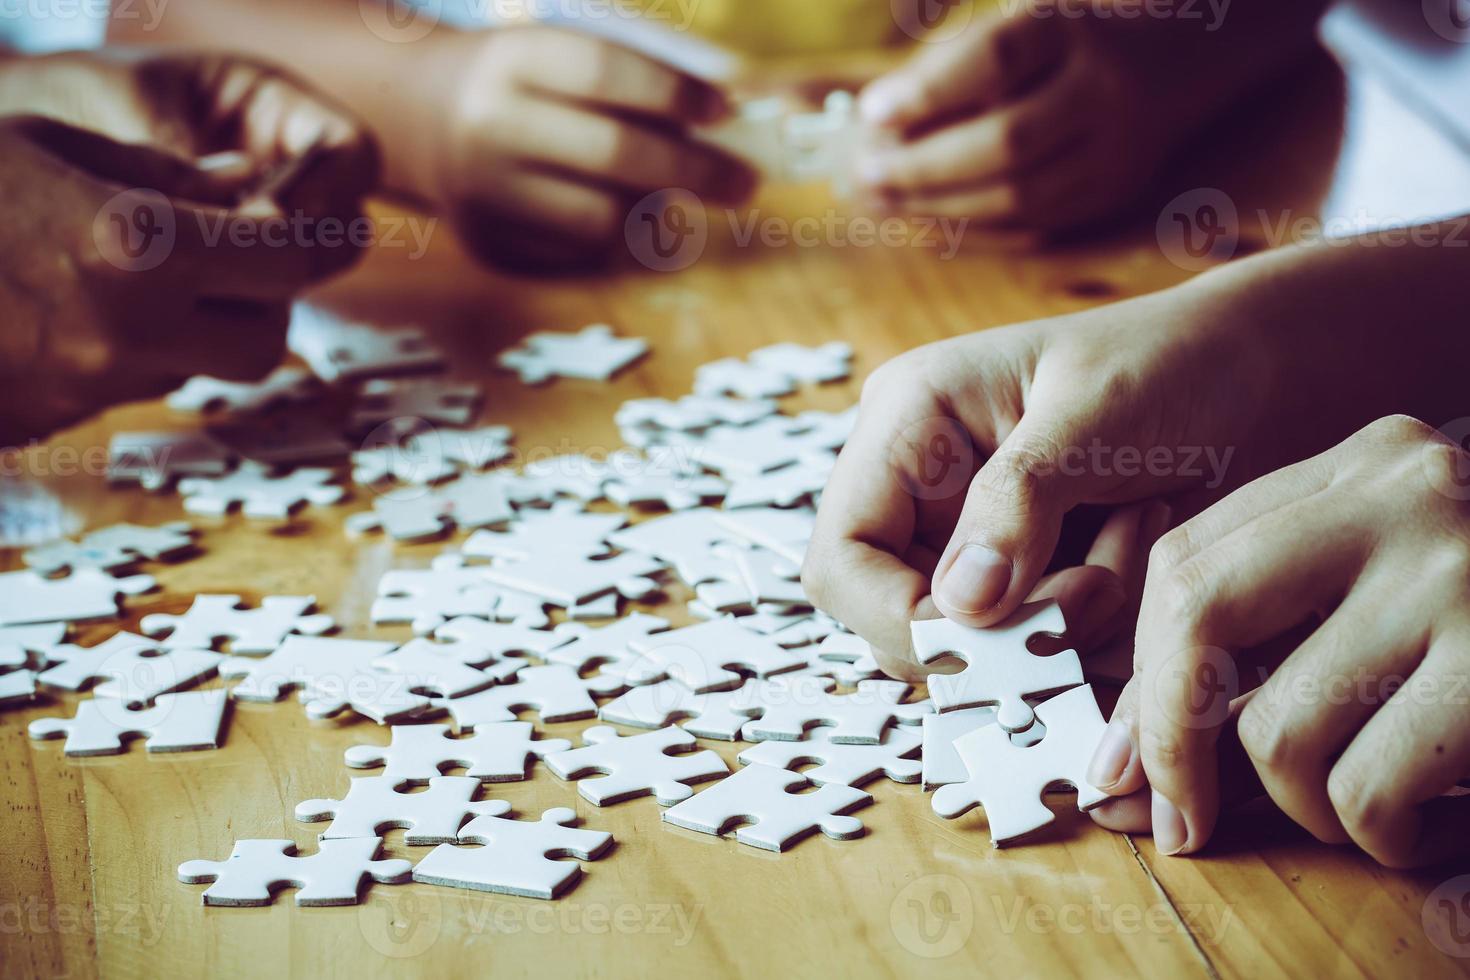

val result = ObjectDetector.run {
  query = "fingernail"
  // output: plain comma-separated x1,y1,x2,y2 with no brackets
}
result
1087,719,1134,792
859,77,912,127
937,544,1011,615
1152,792,1189,856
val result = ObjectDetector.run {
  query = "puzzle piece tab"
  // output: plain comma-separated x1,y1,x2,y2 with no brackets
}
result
178,837,411,907
29,690,227,756
412,807,612,899
662,763,870,852
345,722,571,784
497,325,647,385
545,726,729,806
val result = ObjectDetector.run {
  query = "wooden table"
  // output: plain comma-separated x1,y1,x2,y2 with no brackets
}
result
5,44,1470,980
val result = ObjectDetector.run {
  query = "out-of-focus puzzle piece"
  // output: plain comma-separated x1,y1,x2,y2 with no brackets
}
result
179,462,346,521
497,325,647,385
219,636,429,725
662,762,870,852
910,599,1082,732
29,690,227,756
630,617,806,693
350,378,483,431
178,837,411,907
749,342,853,385
345,721,571,784
0,569,155,627
209,414,352,468
142,594,334,654
371,555,505,634
931,685,1109,846
167,367,317,417
288,304,445,382
412,807,612,900
24,521,198,576
106,431,234,491
545,725,728,806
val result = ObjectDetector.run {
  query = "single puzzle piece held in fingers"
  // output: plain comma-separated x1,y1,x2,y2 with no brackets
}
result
28,690,227,756
662,763,871,852
412,807,613,899
930,685,1109,846
141,594,334,654
295,775,506,845
497,325,648,385
545,725,729,806
910,599,1082,732
178,837,411,907
737,724,921,787
345,722,571,784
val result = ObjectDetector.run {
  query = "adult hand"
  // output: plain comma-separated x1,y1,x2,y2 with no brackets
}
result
1090,415,1470,868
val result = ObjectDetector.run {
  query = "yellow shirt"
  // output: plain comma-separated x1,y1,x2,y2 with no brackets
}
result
650,0,980,55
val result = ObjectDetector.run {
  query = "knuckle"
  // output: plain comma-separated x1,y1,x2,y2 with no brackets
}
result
1137,723,1188,772
1326,761,1397,854
1148,527,1195,577
1236,699,1292,772
1155,561,1217,631
1363,413,1435,448
861,354,917,405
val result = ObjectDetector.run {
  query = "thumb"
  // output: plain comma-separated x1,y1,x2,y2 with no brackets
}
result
930,409,1106,627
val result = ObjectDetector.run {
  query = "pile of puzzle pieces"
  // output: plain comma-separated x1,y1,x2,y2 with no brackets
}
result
6,311,1113,909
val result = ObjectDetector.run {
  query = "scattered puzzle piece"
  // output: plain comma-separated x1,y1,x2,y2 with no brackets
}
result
29,690,227,756
106,431,233,491
351,378,483,431
412,807,612,899
497,325,648,385
438,664,597,729
167,367,317,416
179,461,346,521
178,837,411,907
345,722,571,784
910,600,1082,732
288,304,445,382
630,618,807,693
208,414,351,468
741,676,931,745
141,594,334,654
930,685,1109,846
920,708,1046,791
0,569,155,627
296,775,505,845
597,677,768,741
36,631,223,706
372,639,497,699
371,555,505,634
0,623,67,669
693,358,795,400
738,723,921,787
543,614,670,687
220,636,429,725
662,763,871,852
545,725,729,806
748,342,853,384
24,521,198,576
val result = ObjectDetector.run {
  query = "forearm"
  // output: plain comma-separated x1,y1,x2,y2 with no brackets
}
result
1198,216,1470,434
108,0,467,195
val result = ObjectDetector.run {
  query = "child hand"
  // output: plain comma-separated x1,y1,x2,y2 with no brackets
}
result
433,26,757,269
1090,416,1470,868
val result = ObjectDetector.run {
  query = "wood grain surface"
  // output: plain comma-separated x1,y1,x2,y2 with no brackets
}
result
3,47,1469,980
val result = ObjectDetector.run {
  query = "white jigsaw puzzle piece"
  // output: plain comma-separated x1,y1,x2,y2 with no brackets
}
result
412,807,612,900
741,675,931,745
738,723,921,787
497,325,648,384
371,555,506,634
351,378,482,431
179,461,345,521
36,631,223,705
911,600,1082,731
597,678,768,741
178,837,411,907
438,664,598,730
662,763,871,852
167,367,317,416
748,342,853,384
920,707,1046,791
29,690,227,756
931,685,1109,846
141,594,334,654
0,569,156,627
219,636,430,725
543,613,670,686
545,725,728,806
288,304,445,382
345,722,571,784
106,431,233,491
630,617,807,693
296,775,507,844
